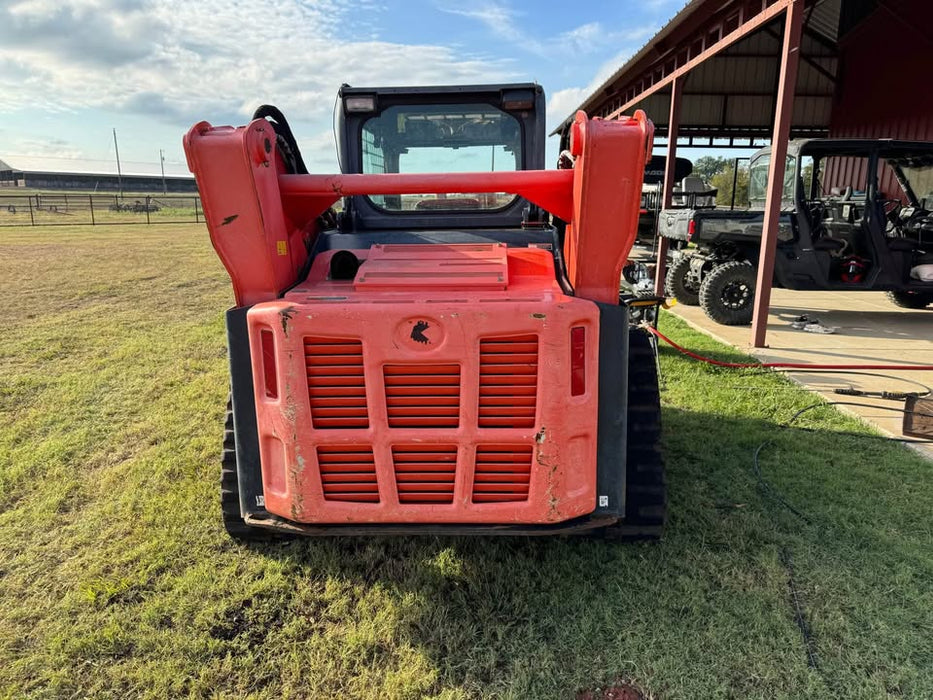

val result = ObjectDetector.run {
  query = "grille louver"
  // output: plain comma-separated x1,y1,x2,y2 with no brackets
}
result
384,364,461,428
479,335,538,428
305,337,368,429
392,445,458,504
317,446,379,502
472,445,532,503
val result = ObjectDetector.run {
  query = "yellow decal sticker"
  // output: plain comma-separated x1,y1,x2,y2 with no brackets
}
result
276,240,287,256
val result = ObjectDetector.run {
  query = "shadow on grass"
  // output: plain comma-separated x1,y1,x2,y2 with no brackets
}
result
234,405,932,697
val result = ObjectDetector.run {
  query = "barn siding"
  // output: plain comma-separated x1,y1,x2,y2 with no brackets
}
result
825,0,933,198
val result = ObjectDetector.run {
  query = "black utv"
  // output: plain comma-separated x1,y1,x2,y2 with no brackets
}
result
657,139,933,324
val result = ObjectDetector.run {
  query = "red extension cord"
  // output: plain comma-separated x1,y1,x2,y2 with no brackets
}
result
641,324,933,372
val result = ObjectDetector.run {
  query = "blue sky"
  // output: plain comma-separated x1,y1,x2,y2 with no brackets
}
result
0,0,686,176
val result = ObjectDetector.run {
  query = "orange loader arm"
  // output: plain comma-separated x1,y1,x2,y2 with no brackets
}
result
185,110,653,307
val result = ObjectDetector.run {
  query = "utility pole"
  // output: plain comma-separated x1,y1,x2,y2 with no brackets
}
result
113,128,124,199
160,149,167,194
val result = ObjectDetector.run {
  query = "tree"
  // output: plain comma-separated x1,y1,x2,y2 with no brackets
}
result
710,164,750,209
691,155,729,183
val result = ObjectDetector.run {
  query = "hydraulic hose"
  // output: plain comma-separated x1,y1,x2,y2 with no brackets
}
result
642,324,933,371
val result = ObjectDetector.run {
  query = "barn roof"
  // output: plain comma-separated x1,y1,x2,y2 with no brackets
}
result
552,0,869,147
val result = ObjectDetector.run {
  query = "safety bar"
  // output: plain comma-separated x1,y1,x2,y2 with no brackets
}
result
278,170,575,223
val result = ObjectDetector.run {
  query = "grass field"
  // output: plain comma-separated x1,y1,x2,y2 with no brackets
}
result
1,224,931,699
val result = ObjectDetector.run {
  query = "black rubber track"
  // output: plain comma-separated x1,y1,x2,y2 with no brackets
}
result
221,400,271,540
600,328,667,540
886,290,933,309
665,254,701,306
699,260,757,325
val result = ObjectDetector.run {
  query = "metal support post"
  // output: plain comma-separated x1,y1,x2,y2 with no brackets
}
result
751,0,804,347
654,76,684,295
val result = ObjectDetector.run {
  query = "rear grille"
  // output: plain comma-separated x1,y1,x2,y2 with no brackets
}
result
472,445,533,503
479,335,538,428
384,364,460,428
305,337,368,429
392,445,458,504
316,446,379,502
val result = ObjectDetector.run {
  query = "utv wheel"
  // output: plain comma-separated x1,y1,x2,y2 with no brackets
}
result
600,328,666,540
221,399,274,541
665,255,701,306
886,290,933,309
699,261,756,325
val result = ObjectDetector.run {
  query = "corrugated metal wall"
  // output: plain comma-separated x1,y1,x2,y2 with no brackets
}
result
826,0,933,198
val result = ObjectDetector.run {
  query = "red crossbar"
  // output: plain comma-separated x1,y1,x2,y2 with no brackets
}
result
278,170,575,223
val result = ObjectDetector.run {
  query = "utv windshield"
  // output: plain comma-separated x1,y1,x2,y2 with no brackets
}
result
361,103,522,212
895,161,933,206
748,153,796,208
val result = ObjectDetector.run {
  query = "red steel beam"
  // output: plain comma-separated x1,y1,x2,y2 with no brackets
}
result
607,0,792,119
751,0,804,347
654,76,684,294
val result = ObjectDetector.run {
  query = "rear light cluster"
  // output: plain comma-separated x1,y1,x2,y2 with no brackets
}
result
570,327,586,396
687,218,696,241
260,329,278,399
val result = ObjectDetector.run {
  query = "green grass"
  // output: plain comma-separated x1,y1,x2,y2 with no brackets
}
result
0,225,931,699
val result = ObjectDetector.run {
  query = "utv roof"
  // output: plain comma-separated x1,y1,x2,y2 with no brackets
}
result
752,138,933,161
338,83,542,97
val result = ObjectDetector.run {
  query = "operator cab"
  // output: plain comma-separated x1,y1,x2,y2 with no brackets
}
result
311,84,568,287
335,84,546,231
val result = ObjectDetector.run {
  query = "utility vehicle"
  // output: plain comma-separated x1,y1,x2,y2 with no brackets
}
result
184,84,665,539
658,139,933,324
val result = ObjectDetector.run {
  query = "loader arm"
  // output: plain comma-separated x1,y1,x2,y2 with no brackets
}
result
185,110,653,306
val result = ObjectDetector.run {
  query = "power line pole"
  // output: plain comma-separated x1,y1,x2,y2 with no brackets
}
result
112,128,123,199
160,149,167,194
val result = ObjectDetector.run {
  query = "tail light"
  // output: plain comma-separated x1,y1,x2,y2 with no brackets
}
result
570,327,586,396
260,329,278,399
687,219,696,242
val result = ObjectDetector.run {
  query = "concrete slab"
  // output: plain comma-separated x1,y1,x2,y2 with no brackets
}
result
667,289,933,460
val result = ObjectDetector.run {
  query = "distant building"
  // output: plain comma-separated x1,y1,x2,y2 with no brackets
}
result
0,156,197,193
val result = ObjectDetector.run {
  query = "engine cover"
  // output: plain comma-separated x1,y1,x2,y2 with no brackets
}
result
245,243,600,524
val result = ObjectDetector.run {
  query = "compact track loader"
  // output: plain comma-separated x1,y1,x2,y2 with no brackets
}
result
184,83,665,539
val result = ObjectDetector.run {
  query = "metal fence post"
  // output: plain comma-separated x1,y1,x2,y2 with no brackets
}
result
89,194,95,225
28,195,35,226
194,198,200,223
145,196,151,224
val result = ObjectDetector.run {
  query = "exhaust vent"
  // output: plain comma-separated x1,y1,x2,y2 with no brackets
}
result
383,364,460,428
392,445,458,504
479,335,538,428
472,445,532,503
305,337,368,429
316,445,379,502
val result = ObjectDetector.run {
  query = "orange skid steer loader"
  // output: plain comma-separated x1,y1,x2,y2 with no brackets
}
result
184,84,665,539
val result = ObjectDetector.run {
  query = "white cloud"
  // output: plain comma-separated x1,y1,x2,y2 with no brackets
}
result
437,2,519,39
545,33,658,132
0,0,516,165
